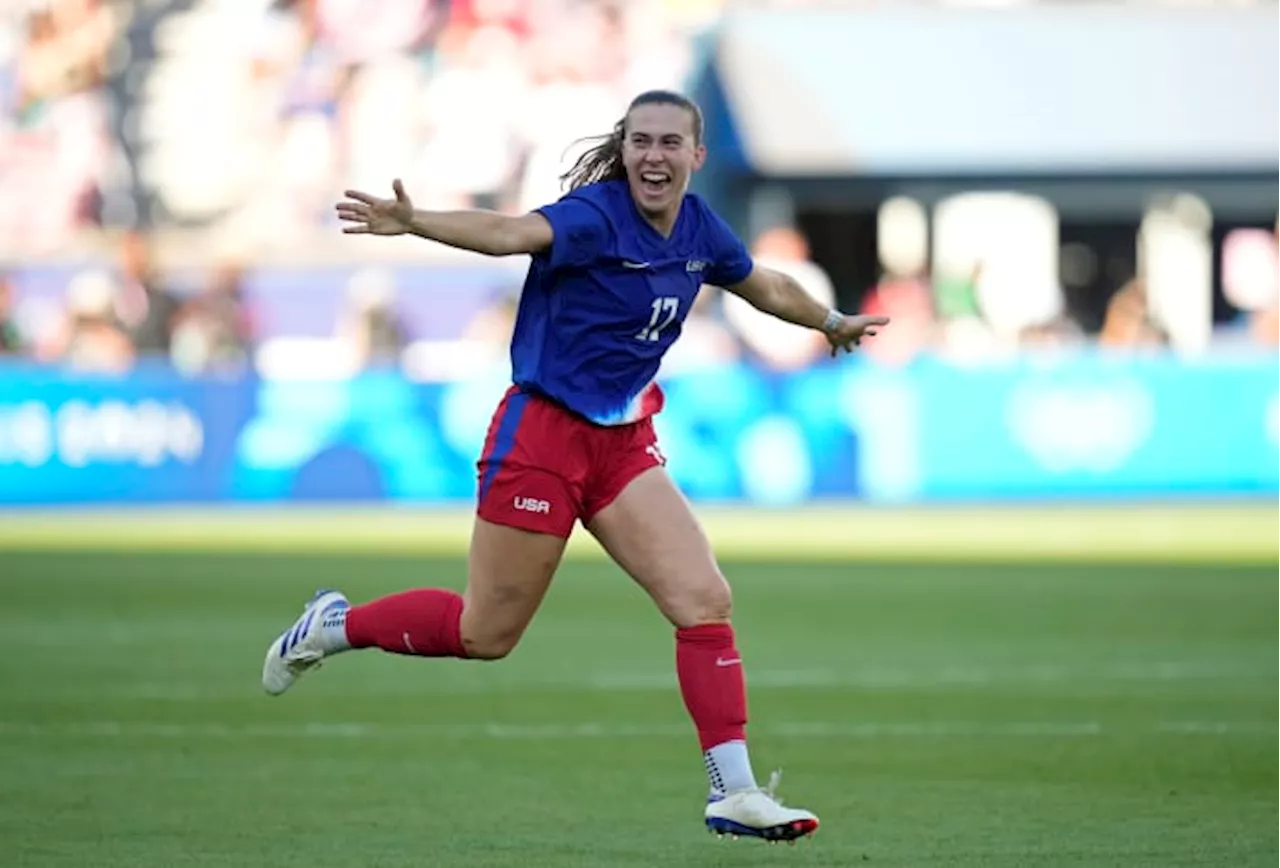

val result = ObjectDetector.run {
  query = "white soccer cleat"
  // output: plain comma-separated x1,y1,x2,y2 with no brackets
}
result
261,589,349,696
704,771,819,843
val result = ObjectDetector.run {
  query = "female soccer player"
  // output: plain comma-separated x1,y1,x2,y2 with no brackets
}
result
263,90,887,843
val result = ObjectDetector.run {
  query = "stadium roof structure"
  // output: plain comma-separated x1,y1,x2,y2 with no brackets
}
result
693,5,1278,219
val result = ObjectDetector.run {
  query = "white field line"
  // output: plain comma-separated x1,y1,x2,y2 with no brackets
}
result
8,660,1271,703
577,661,1273,690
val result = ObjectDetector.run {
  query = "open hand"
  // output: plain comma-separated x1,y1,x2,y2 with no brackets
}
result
826,314,890,356
335,179,415,236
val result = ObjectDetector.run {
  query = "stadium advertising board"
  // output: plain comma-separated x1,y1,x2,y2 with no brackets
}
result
0,356,1274,505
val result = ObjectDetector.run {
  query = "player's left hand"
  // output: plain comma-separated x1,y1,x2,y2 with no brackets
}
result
825,314,890,356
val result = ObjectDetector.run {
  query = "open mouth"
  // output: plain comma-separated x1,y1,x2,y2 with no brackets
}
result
639,171,671,196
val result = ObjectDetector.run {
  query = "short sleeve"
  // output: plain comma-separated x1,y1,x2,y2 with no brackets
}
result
535,196,612,271
703,207,754,288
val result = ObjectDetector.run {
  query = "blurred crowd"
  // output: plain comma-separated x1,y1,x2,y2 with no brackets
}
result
1,218,1275,379
0,0,711,251
0,224,841,378
0,231,252,376
0,0,1275,379
0,0,116,254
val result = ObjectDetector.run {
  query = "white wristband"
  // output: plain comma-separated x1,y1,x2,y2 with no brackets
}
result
822,309,843,334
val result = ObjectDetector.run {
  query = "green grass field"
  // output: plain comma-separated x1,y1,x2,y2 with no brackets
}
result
1,507,1276,867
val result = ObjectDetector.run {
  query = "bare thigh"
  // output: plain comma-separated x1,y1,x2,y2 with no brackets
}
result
585,467,731,628
460,517,567,659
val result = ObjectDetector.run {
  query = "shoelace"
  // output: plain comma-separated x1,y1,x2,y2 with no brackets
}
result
760,769,785,804
707,770,790,808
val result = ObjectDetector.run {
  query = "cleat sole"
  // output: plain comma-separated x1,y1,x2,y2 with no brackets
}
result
705,816,819,842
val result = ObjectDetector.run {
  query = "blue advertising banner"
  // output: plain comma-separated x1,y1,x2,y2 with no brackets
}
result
0,354,1275,506
840,355,1279,502
0,363,252,504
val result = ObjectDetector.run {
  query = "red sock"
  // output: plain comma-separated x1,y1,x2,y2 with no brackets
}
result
344,588,468,658
676,623,748,750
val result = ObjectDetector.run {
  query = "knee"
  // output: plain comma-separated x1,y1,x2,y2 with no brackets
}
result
459,625,521,661
666,573,733,628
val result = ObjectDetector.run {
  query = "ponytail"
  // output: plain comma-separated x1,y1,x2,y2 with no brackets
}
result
559,118,627,191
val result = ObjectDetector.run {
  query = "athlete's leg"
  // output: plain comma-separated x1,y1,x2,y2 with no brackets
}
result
344,517,565,661
459,518,565,659
584,464,818,841
586,466,730,628
261,517,566,693
262,388,581,694
585,467,744,763
344,517,565,659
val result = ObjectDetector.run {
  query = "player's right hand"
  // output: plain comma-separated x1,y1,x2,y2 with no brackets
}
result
335,179,415,236
825,313,890,356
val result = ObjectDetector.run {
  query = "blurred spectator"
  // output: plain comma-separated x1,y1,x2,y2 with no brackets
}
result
1221,227,1277,302
170,261,254,375
621,0,696,95
721,226,835,371
336,267,408,369
51,270,135,374
1247,306,1277,348
461,289,518,350
0,0,117,254
115,230,181,355
1018,315,1085,352
315,0,445,62
0,273,22,355
250,0,350,231
516,2,637,212
1100,278,1168,350
1259,213,1280,345
412,24,525,210
860,274,939,366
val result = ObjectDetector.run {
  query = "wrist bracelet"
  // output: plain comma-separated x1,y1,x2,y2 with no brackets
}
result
822,309,843,334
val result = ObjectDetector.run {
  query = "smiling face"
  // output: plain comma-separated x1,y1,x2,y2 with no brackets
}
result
621,101,706,229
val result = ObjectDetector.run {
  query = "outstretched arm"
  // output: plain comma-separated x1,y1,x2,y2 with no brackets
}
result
724,265,889,356
335,179,553,257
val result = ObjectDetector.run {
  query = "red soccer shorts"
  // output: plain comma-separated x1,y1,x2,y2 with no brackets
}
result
475,386,666,538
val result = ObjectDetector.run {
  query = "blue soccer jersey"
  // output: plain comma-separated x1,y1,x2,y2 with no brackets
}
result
509,180,753,426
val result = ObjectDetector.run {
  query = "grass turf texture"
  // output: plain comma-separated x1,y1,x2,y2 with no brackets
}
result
1,544,1275,866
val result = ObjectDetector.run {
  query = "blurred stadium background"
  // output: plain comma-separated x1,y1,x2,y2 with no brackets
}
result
0,1,1276,866
0,0,1276,524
